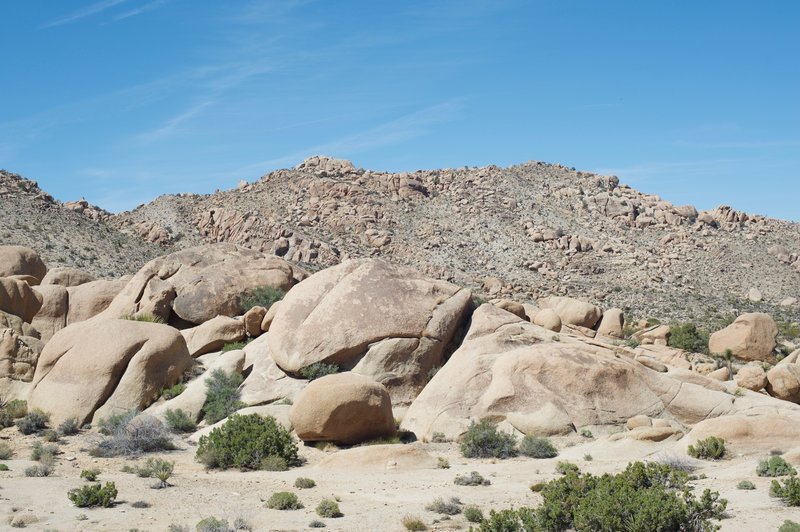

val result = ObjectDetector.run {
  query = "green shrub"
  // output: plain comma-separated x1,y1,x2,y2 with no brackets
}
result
260,455,288,471
16,410,49,434
298,362,340,381
430,432,448,443
0,410,14,428
518,436,558,458
757,455,797,477
459,420,517,459
309,520,326,528
202,370,245,424
68,482,118,508
555,461,580,475
687,436,726,460
81,469,100,482
91,412,175,457
42,429,60,442
0,463,8,471
464,506,484,523
584,453,593,461
240,285,285,312
6,399,28,418
31,441,58,461
530,482,546,492
453,471,490,486
131,500,151,508
266,491,303,510
161,383,186,400
477,508,538,531
58,417,80,436
315,498,342,518
771,476,800,506
668,323,709,353
737,480,755,490
221,342,246,353
164,408,197,433
194,517,251,532
123,313,163,323
401,515,427,531
25,458,54,477
425,496,462,515
779,520,800,532
196,414,299,470
294,477,316,489
0,442,13,459
579,429,593,439
134,457,174,488
97,410,131,435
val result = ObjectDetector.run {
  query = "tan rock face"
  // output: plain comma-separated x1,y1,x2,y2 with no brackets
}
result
537,296,602,329
735,364,768,391
533,308,561,332
101,243,305,325
0,277,43,323
181,316,246,357
239,335,305,407
289,372,395,444
243,306,266,338
491,299,527,320
269,259,471,404
766,364,800,403
0,246,47,282
597,308,624,338
681,414,800,453
0,329,42,382
67,279,128,325
28,319,192,425
31,284,68,342
709,313,778,361
41,268,95,287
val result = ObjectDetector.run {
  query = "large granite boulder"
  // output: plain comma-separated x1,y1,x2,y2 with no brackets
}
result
708,313,778,361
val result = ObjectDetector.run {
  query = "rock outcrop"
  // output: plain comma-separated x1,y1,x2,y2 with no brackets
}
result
709,313,778,361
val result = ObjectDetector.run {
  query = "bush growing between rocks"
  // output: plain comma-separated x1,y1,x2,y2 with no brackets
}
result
221,342,246,353
316,498,342,518
58,417,80,436
668,323,709,354
196,414,299,470
91,412,175,457
464,505,484,524
16,410,49,435
68,482,118,508
266,491,303,510
161,383,186,400
430,432,448,443
401,515,427,531
122,313,163,323
687,436,726,460
757,455,797,477
477,462,727,531
240,285,285,312
737,480,755,490
425,496,462,515
459,420,517,459
771,476,800,506
202,370,245,424
164,408,197,433
0,410,14,428
294,477,316,489
6,399,27,418
454,471,491,486
519,436,558,459
298,362,340,381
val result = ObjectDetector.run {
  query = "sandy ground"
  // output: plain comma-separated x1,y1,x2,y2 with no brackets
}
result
1,428,798,531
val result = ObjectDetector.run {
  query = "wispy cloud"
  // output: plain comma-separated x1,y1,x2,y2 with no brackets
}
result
40,0,128,29
135,101,214,143
112,0,167,21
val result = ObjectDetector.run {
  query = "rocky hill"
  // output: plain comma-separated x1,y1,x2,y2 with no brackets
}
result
3,157,799,323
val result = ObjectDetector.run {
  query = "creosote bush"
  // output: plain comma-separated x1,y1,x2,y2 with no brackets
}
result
459,420,517,459
196,414,299,471
519,436,558,459
454,471,491,486
164,408,197,433
266,491,303,510
16,410,49,435
757,455,797,477
464,505,484,524
477,461,727,532
202,370,245,424
294,477,316,489
299,362,340,381
240,285,285,312
316,498,342,518
687,436,726,460
771,476,800,506
68,482,118,508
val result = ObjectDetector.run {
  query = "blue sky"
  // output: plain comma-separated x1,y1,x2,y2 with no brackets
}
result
1,1,798,220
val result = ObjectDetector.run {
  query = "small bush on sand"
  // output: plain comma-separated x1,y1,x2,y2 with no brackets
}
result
31,441,58,461
518,436,558,458
436,457,450,469
464,505,484,523
425,496,462,515
134,457,174,488
294,477,316,489
779,520,800,532
81,469,100,482
757,455,797,477
555,461,580,475
308,520,326,528
401,515,427,531
68,482,118,508
91,412,175,457
202,370,245,424
459,420,516,459
58,417,80,436
316,498,342,518
299,362,340,381
194,517,251,531
164,409,197,433
260,455,288,471
196,414,298,470
16,410,49,435
454,471,490,486
771,476,800,506
737,480,755,490
0,442,13,460
266,491,303,510
6,399,28,418
687,436,726,460
25,455,55,477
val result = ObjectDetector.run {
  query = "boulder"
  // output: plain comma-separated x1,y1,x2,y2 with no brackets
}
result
41,268,95,287
28,319,192,425
609,426,683,442
315,443,436,471
0,246,46,282
538,296,602,328
0,310,39,338
0,277,43,322
533,308,561,332
596,308,624,338
0,329,42,382
289,372,395,444
181,316,246,357
707,367,730,381
492,299,527,320
260,301,281,332
100,244,306,325
31,284,68,342
633,324,671,346
67,278,128,325
269,259,471,404
240,335,305,407
680,414,800,454
766,364,800,403
708,313,778,362
735,364,767,391
626,415,652,430
243,306,266,337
